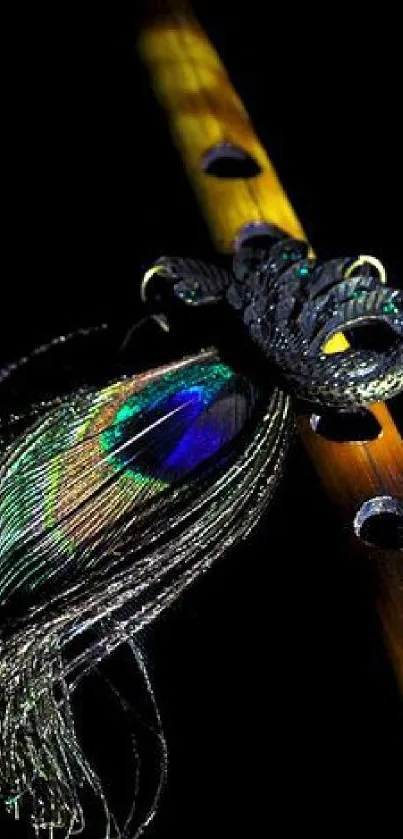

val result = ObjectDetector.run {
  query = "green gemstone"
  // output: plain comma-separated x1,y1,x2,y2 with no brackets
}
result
298,265,309,276
383,301,399,315
5,795,19,807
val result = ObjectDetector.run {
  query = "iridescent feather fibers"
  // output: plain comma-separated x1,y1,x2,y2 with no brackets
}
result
1,242,402,836
0,340,293,836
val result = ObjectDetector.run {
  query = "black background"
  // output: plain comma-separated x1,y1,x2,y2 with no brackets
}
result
2,2,403,836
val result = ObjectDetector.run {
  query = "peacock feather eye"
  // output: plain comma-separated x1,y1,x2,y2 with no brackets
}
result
0,354,257,606
0,335,293,838
99,361,236,482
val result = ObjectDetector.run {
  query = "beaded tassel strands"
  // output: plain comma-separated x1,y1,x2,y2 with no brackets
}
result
0,326,293,837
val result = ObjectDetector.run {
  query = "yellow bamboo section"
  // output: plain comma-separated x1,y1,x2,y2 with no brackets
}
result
137,0,403,691
137,0,305,250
